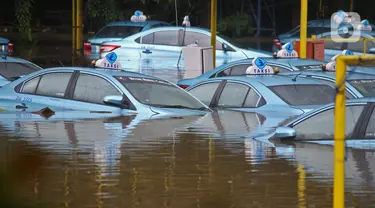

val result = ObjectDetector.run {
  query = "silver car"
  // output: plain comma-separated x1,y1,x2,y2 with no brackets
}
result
100,26,272,71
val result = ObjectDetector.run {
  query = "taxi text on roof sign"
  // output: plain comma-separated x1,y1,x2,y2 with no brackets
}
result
95,52,122,69
275,42,298,58
246,57,276,75
131,10,147,22
324,50,353,71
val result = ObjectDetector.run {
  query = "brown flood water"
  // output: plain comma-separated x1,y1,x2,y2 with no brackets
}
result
1,112,375,208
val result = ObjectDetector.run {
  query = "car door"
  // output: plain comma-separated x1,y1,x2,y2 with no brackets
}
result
139,29,182,70
355,103,375,149
14,71,74,110
289,104,367,145
213,81,266,111
187,81,223,107
61,72,134,113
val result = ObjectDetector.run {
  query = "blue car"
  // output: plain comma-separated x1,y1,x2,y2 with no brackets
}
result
0,67,211,116
84,17,170,61
254,98,375,150
185,72,337,116
0,56,42,86
177,57,326,89
100,26,272,71
0,37,13,56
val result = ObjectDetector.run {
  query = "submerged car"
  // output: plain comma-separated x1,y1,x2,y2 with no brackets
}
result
0,37,13,56
185,62,337,116
100,26,272,71
177,56,326,89
0,67,211,116
84,19,170,61
0,56,42,86
254,98,375,150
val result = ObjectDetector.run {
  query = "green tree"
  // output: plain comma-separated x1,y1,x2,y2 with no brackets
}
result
14,0,34,42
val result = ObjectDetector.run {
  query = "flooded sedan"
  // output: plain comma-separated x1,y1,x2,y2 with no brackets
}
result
0,67,210,116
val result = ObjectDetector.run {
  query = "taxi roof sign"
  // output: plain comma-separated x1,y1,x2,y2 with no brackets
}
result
357,19,372,31
95,52,122,70
323,50,353,71
246,57,277,75
274,42,299,58
182,16,191,27
131,10,147,22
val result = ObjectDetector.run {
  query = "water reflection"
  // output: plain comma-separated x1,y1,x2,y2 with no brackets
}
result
1,110,375,207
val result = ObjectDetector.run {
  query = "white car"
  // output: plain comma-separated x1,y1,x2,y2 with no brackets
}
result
100,26,272,71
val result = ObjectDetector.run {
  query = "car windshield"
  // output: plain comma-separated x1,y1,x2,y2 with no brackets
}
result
115,76,209,110
0,62,41,80
268,84,336,106
348,79,375,97
95,26,143,38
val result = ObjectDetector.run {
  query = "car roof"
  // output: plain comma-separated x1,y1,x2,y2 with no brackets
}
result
42,67,167,80
0,37,9,43
210,74,328,86
0,56,41,66
298,71,375,80
106,20,169,27
211,57,326,69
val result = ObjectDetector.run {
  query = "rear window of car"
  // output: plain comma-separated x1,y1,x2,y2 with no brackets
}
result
95,26,143,38
348,79,375,97
268,84,336,106
0,62,41,80
115,76,208,110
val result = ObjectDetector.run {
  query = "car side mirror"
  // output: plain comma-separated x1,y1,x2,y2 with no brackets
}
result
222,43,228,52
103,95,129,108
274,127,296,139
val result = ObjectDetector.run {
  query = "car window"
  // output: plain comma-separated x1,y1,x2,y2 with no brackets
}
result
153,30,180,46
188,82,220,106
183,31,223,49
244,89,265,108
73,74,121,104
348,79,375,97
293,105,364,140
217,82,249,108
21,76,40,94
116,76,208,109
365,109,375,138
35,73,72,98
268,84,336,106
95,26,143,38
142,33,154,44
0,62,41,80
308,78,355,99
215,68,231,77
268,65,291,72
230,64,251,75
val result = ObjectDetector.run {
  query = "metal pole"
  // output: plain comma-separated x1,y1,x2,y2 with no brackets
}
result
76,0,83,55
349,0,353,12
256,0,261,36
299,0,307,58
210,0,217,68
175,0,178,26
334,55,347,208
72,0,76,55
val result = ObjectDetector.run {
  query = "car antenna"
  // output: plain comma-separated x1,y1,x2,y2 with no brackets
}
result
57,60,64,67
291,72,302,82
